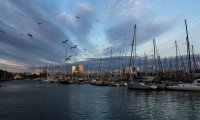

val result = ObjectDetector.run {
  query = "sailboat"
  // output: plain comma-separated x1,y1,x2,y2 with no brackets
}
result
127,24,157,90
166,79,200,91
166,19,200,91
43,63,55,83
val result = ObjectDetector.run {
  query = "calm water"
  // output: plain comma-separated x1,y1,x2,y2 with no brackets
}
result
0,80,200,120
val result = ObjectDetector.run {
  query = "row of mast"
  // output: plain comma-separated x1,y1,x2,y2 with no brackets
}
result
36,19,198,82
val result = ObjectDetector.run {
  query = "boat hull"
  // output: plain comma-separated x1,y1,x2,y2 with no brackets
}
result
58,80,69,84
128,83,157,90
166,85,200,91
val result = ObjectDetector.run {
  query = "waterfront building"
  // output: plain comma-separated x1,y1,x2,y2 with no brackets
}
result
72,66,78,74
72,64,84,74
79,64,84,73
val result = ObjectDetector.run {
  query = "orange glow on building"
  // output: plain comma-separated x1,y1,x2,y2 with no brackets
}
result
72,66,78,74
79,64,84,73
72,64,84,74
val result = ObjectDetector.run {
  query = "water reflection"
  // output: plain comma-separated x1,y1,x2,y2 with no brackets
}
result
0,80,200,120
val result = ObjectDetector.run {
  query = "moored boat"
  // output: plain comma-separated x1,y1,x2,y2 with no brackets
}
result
128,82,157,90
58,80,69,84
166,79,200,91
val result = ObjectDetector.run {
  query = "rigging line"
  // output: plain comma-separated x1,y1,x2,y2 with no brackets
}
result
177,43,186,71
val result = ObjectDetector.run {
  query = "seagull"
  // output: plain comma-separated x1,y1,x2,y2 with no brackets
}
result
37,22,42,25
76,16,79,19
65,55,73,61
83,48,87,51
27,33,33,39
74,45,78,48
62,40,68,44
0,29,5,34
65,57,70,61
70,45,78,49
96,19,99,22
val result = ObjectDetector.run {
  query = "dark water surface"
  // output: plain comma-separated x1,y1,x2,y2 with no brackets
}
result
0,80,200,120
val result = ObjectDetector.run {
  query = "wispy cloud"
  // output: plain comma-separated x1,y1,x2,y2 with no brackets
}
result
0,0,199,72
104,0,179,56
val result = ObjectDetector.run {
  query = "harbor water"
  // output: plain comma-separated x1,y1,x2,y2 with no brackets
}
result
0,80,200,120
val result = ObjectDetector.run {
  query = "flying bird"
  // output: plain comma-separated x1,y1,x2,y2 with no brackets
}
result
76,16,79,19
71,45,78,48
62,40,68,44
96,19,99,22
70,45,78,49
27,33,33,39
37,22,42,25
0,29,5,34
65,57,70,61
83,48,87,51
65,55,73,61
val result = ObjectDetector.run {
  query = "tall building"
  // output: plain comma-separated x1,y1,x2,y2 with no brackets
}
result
79,64,84,73
72,66,78,74
72,64,84,74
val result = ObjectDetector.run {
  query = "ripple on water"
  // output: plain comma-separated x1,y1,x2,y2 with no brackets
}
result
0,80,200,120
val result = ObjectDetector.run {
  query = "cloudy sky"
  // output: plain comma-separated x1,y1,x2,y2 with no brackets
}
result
0,0,200,72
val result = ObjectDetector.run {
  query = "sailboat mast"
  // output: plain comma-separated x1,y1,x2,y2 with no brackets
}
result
144,53,147,78
175,41,178,78
153,38,157,79
119,51,122,77
47,64,48,80
99,54,102,80
134,25,137,67
128,24,136,81
191,45,197,72
128,24,136,82
164,57,167,78
111,50,113,74
119,51,121,70
185,19,191,78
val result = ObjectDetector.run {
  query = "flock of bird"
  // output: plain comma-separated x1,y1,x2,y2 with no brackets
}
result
61,39,87,61
60,15,93,62
0,14,130,64
70,45,78,49
61,40,68,44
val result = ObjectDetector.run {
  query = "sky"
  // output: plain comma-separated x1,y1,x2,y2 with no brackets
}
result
0,0,200,72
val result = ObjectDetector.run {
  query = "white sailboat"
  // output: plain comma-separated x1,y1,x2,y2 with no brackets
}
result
166,79,200,91
128,76,157,90
166,20,200,91
127,24,158,90
128,82,157,90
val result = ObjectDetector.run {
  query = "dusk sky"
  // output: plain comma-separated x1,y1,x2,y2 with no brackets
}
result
0,0,200,72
